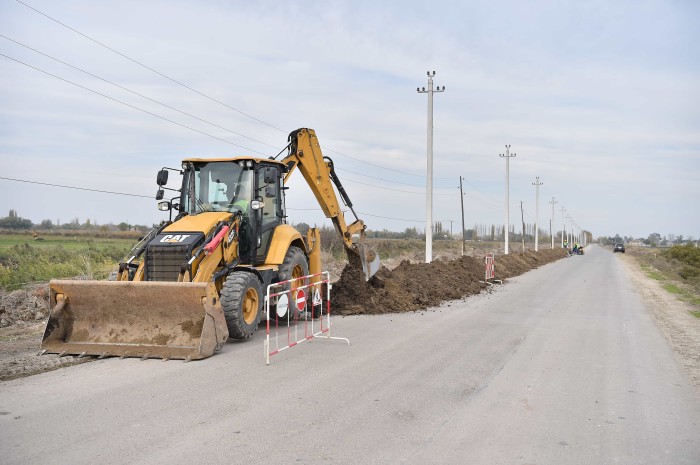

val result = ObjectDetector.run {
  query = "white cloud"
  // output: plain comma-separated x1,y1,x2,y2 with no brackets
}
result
0,0,698,239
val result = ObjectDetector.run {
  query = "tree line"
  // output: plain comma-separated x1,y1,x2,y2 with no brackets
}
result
4,209,693,248
0,210,151,233
600,232,697,247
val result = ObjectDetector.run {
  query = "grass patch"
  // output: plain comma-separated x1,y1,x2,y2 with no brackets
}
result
662,280,700,306
663,283,682,294
690,310,700,319
640,264,666,281
0,234,135,253
0,234,137,291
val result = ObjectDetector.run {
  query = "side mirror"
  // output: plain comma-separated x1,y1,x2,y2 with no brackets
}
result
263,167,277,184
156,189,164,200
264,185,276,198
156,169,169,186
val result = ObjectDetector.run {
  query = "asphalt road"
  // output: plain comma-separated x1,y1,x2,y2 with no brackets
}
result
1,245,699,465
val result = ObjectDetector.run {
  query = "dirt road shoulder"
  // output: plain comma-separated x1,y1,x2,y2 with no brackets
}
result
617,252,700,390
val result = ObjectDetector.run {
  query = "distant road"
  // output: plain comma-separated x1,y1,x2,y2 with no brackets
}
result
1,245,699,464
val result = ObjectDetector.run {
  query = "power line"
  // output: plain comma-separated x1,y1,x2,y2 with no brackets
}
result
0,34,280,150
15,0,287,134
0,42,451,185
0,53,271,156
0,176,433,225
0,49,496,204
335,167,455,188
15,0,457,182
322,146,453,180
3,35,445,184
357,211,422,223
469,193,500,210
341,177,458,196
461,190,500,210
460,175,501,207
0,176,152,198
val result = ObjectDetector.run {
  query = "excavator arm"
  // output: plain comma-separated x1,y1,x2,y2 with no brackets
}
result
282,128,380,280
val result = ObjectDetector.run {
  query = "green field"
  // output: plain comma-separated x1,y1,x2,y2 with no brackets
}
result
0,233,138,291
0,233,137,252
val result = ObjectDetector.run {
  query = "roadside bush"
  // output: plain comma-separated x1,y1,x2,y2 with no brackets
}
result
663,245,700,282
679,266,699,280
664,244,700,268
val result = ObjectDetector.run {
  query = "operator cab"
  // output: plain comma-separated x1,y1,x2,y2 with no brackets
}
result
180,161,255,216
156,158,286,265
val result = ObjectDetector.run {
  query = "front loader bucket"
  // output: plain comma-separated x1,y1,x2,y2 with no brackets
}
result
42,280,229,361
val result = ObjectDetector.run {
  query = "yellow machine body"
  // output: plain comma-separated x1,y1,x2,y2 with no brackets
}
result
41,128,377,361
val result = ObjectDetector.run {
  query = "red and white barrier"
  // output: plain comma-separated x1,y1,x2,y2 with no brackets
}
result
264,271,349,365
481,253,502,284
485,254,495,281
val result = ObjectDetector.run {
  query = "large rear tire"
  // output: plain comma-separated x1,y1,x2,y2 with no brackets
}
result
221,271,263,339
273,246,309,320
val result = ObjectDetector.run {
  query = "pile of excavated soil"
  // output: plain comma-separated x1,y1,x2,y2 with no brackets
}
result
331,249,568,315
0,284,50,327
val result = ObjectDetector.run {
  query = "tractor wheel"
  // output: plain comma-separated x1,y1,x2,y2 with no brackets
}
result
221,271,263,339
273,246,309,320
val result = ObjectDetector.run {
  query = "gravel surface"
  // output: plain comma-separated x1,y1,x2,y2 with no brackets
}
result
617,252,700,390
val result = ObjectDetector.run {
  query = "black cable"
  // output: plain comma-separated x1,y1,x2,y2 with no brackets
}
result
3,35,441,184
323,146,454,180
335,167,456,188
15,0,287,134
357,211,422,223
460,176,501,207
341,177,458,196
0,177,461,226
0,176,152,198
14,0,456,181
0,34,280,151
0,53,270,156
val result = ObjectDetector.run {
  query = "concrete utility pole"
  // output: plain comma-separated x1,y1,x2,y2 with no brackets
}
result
520,201,526,252
459,176,465,256
499,145,516,254
417,71,445,263
532,176,543,252
560,206,566,247
549,197,557,249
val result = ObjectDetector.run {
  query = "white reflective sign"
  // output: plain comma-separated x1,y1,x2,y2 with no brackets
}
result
276,294,289,318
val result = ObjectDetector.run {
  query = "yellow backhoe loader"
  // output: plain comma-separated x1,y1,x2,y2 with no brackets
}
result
41,128,380,361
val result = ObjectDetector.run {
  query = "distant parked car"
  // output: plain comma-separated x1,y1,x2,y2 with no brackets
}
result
613,243,625,253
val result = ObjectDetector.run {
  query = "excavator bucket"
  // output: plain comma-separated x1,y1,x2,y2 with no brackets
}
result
362,246,381,280
349,243,381,281
41,280,229,361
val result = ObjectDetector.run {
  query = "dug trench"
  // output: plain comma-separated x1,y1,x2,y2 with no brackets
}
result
0,248,568,380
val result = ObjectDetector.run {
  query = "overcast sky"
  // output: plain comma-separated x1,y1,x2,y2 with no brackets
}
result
1,0,698,240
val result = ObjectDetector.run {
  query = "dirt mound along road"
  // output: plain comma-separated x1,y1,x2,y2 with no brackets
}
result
331,249,568,315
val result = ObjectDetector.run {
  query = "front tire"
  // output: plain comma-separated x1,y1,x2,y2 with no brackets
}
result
221,271,263,339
